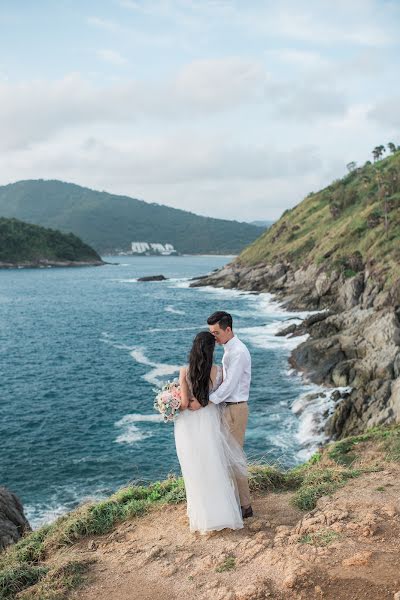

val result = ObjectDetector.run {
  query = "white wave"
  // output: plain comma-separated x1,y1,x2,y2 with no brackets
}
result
114,412,162,445
193,287,317,339
100,335,181,385
25,489,108,530
25,502,77,530
286,367,300,377
129,347,180,387
115,427,151,444
236,323,309,351
196,285,253,298
267,432,294,452
116,414,163,424
100,336,135,352
111,278,138,283
165,305,186,315
130,348,154,366
292,385,353,458
256,292,321,320
168,277,190,282
145,325,203,333
168,278,191,288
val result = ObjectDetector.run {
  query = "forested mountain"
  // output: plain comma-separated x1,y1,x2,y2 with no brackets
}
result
0,180,264,255
0,217,102,266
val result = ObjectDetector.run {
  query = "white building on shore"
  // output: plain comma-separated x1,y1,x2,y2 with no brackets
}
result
131,242,177,256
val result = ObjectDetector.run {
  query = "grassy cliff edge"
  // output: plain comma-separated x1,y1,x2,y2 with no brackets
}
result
1,424,399,599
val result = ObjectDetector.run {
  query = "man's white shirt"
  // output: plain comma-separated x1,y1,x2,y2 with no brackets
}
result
209,335,251,405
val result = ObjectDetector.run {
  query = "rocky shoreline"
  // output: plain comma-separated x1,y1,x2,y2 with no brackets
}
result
0,259,105,269
191,261,400,440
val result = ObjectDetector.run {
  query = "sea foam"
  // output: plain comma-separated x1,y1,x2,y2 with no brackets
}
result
129,347,180,387
165,305,186,315
114,413,163,446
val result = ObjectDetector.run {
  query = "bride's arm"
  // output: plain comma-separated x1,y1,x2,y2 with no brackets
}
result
179,367,190,410
179,367,203,411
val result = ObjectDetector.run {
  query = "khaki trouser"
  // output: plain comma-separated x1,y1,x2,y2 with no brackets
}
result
223,402,251,508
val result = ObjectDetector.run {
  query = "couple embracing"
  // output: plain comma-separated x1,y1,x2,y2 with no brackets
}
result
174,311,253,534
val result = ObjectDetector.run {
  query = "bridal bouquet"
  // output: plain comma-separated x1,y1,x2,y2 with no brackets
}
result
154,380,181,422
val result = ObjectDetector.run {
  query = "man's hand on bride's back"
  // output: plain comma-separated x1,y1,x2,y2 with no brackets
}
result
188,398,202,411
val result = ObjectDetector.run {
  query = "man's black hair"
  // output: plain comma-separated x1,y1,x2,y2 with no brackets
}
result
207,311,233,330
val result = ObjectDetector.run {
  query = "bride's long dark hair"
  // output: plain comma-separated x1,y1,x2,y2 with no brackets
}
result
187,331,216,407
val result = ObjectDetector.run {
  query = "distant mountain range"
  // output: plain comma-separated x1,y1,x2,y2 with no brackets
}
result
0,180,265,255
249,220,275,228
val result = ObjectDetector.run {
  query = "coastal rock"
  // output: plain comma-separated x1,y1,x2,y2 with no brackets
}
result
388,378,400,421
315,269,340,298
337,273,365,310
0,486,32,550
137,275,167,282
191,259,400,439
289,337,345,384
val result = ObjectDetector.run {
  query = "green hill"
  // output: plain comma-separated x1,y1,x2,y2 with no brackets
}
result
239,151,400,291
0,217,102,266
0,180,264,255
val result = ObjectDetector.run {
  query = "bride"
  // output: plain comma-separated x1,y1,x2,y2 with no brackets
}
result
174,331,248,534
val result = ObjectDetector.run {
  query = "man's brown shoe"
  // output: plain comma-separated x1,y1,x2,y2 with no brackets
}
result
241,505,253,519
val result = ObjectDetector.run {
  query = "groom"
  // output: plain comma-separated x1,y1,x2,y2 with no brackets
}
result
191,310,253,519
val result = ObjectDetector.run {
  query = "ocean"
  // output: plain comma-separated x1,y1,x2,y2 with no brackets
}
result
0,255,333,529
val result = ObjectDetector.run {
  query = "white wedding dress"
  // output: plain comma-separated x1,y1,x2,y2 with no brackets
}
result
174,365,247,533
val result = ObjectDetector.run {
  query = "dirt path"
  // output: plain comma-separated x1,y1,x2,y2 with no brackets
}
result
65,465,400,600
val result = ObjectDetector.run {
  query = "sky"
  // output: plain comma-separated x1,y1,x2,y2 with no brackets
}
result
0,0,399,221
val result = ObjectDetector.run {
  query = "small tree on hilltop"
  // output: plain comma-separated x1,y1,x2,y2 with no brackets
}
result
346,161,357,173
372,145,386,161
388,142,397,154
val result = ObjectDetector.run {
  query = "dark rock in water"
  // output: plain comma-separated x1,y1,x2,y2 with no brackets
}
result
276,323,297,337
0,486,32,550
137,275,167,282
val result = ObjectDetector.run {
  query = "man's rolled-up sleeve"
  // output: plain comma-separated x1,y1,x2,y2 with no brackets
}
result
209,352,243,405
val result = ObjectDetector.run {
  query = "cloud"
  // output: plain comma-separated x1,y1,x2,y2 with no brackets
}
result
174,58,267,110
3,128,320,182
96,49,128,66
230,0,397,47
118,1,397,48
0,53,358,153
367,97,400,130
118,0,140,8
265,49,329,70
87,16,120,32
0,59,268,151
